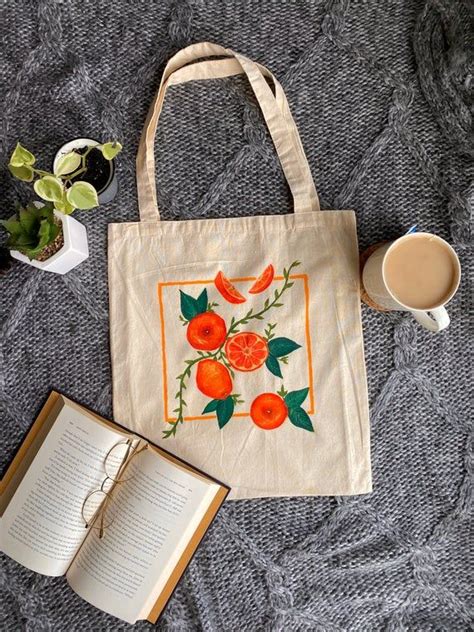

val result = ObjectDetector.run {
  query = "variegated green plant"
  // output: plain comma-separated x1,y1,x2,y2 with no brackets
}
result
8,141,122,214
0,202,60,260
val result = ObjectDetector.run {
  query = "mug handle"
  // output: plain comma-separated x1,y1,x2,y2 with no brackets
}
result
411,307,450,333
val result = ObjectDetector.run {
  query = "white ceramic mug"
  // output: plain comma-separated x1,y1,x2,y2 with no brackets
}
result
362,232,461,332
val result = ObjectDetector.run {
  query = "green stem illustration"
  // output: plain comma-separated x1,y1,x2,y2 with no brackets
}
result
213,260,300,354
163,354,211,439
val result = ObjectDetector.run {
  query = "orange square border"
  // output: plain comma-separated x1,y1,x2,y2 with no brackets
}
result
157,274,314,422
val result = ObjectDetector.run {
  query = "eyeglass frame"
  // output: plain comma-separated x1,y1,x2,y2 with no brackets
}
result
81,438,148,538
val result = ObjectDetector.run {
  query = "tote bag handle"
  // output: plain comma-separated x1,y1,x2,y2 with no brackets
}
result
137,42,320,222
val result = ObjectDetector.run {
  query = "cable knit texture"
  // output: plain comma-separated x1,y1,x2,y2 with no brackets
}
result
0,1,472,630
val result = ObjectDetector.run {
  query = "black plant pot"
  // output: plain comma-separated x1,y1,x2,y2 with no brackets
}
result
53,138,118,204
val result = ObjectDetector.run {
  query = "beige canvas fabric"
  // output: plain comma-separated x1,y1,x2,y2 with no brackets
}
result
108,42,372,499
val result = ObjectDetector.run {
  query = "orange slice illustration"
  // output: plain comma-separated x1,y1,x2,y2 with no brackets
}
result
249,264,275,294
224,332,269,371
214,271,246,304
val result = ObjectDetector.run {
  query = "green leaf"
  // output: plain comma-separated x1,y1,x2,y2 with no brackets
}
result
288,407,314,432
8,164,34,182
285,388,309,409
54,151,82,176
35,202,55,220
265,354,283,378
23,219,53,260
216,396,234,429
66,181,99,209
34,176,64,203
268,337,301,358
100,141,122,160
0,219,23,238
54,195,75,215
19,207,36,234
10,244,33,256
196,288,208,314
12,231,36,246
9,142,35,167
49,221,61,243
37,219,53,246
202,399,220,414
180,290,200,321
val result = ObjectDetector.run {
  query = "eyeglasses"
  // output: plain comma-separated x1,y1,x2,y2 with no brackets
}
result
81,439,147,538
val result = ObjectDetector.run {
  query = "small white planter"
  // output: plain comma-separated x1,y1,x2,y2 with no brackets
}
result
11,209,89,275
53,137,118,204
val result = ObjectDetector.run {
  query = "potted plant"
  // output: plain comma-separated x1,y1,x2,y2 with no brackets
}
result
8,141,122,214
53,138,121,204
2,139,122,274
0,201,88,274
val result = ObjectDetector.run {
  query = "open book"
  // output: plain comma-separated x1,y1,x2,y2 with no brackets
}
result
0,392,229,624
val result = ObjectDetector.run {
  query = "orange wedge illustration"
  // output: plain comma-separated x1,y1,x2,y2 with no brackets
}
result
214,271,246,304
249,264,275,294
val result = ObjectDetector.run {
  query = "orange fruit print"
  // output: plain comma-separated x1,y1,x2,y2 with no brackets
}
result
249,264,275,294
187,312,227,350
214,271,246,304
225,332,269,371
196,359,233,400
250,393,288,429
163,261,310,439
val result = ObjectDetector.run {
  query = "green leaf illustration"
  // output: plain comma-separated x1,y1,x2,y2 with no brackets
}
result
202,399,220,414
180,290,200,321
264,322,277,340
196,288,208,314
216,396,234,429
277,384,288,398
265,354,283,378
288,407,314,432
268,337,301,358
285,387,309,409
180,289,208,320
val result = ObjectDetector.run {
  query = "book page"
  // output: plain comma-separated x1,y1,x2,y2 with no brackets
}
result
66,448,219,623
0,403,128,576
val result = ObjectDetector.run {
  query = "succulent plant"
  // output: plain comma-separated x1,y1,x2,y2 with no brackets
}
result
8,141,122,215
0,202,61,260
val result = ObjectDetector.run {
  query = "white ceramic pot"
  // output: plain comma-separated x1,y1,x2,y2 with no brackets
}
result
11,209,89,274
53,137,118,204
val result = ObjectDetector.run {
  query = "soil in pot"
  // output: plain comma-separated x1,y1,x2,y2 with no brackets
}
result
35,223,64,262
71,146,112,193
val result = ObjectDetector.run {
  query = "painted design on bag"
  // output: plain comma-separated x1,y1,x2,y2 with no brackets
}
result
159,261,314,438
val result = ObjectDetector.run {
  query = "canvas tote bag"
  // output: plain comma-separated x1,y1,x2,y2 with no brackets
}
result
109,42,372,499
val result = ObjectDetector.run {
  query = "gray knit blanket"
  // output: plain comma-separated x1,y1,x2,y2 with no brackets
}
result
1,1,472,630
